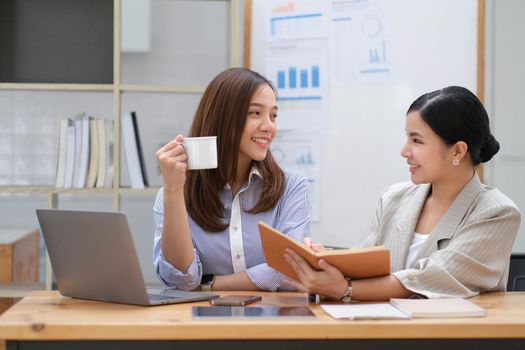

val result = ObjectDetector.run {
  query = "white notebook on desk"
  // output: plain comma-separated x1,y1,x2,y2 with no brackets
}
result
321,303,410,320
389,298,486,318
322,298,486,320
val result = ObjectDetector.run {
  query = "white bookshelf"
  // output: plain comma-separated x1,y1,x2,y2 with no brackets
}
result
0,0,241,296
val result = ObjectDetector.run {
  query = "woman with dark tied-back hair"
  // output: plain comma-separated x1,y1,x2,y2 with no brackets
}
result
285,86,520,301
153,68,311,292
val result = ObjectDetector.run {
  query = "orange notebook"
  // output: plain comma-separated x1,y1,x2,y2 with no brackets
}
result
258,222,390,281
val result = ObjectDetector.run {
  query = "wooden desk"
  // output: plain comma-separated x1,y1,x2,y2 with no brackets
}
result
0,291,524,350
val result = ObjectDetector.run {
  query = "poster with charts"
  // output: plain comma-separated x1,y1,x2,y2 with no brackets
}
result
271,131,321,221
266,39,329,130
264,0,330,130
265,0,330,41
330,0,391,85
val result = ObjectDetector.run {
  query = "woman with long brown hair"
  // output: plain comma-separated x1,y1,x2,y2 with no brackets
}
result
153,68,311,291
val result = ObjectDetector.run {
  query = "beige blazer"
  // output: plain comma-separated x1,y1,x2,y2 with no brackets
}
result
357,175,521,298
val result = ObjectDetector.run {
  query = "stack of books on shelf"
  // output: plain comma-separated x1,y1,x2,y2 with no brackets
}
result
54,111,148,189
55,113,114,189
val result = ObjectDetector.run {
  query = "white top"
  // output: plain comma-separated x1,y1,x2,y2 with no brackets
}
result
404,232,428,269
228,187,247,273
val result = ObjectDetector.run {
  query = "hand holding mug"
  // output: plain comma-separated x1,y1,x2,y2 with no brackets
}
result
156,135,218,192
156,135,188,192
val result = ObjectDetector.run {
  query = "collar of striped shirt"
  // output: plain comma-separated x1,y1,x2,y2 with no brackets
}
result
223,165,262,190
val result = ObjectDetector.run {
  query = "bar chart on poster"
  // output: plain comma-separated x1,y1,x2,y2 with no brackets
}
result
249,0,478,244
331,1,390,84
276,65,320,92
266,40,326,130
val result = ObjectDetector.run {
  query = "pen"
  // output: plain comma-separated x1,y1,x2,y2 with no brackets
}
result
324,245,347,250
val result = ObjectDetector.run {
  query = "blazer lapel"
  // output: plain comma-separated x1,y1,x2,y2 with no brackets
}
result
411,175,483,266
391,184,430,271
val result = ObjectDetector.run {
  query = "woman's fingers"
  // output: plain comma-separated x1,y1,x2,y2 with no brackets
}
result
284,248,319,286
161,145,187,160
159,142,183,157
317,259,341,276
311,243,325,252
156,135,185,157
157,141,187,167
284,249,309,275
302,237,326,252
303,237,312,248
155,139,178,156
284,249,347,298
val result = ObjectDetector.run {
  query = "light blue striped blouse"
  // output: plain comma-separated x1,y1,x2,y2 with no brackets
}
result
153,169,311,291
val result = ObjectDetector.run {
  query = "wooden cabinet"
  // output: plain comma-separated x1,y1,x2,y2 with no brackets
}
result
0,229,39,283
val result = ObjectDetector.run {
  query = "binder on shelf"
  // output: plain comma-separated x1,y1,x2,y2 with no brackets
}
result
121,112,146,189
63,121,76,188
55,119,69,188
95,119,114,188
95,119,106,188
131,112,149,187
105,120,115,188
72,114,91,188
71,115,83,187
85,119,99,188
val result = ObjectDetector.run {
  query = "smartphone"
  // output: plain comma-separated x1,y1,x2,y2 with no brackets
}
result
209,295,262,306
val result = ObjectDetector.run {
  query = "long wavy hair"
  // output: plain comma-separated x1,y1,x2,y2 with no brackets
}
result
185,68,285,232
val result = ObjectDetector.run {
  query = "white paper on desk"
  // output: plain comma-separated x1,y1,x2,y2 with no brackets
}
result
321,303,410,320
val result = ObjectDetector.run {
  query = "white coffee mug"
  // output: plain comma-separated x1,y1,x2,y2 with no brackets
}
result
182,136,218,170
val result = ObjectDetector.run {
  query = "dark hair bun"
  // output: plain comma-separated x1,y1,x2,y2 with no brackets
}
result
479,134,500,163
408,86,499,166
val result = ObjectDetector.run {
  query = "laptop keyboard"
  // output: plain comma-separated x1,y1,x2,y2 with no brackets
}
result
148,293,183,301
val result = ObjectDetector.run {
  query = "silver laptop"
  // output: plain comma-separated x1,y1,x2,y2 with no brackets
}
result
36,209,218,306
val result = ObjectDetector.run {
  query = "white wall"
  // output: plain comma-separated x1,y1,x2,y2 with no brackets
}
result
484,0,525,252
250,0,478,247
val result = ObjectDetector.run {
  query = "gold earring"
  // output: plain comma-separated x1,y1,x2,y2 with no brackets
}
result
452,158,460,167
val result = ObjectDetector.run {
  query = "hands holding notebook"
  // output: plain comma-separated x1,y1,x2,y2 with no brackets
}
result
258,222,392,302
282,236,347,299
283,248,350,300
